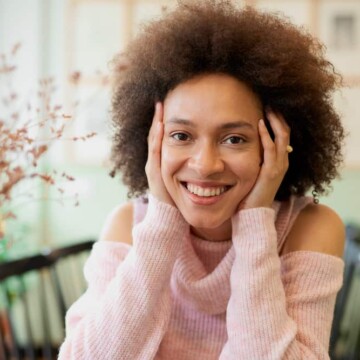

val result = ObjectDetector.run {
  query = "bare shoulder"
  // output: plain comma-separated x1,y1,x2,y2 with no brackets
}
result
281,202,345,258
99,201,133,245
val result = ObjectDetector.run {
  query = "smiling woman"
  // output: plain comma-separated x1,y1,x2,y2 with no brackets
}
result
58,1,346,359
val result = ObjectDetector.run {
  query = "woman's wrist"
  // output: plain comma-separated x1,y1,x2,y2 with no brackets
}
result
132,196,188,257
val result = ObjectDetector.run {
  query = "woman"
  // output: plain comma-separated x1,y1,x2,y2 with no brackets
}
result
59,1,346,359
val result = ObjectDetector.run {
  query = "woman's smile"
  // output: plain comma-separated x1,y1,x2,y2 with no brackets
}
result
180,180,233,205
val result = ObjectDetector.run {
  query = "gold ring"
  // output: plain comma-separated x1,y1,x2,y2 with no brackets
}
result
286,145,293,153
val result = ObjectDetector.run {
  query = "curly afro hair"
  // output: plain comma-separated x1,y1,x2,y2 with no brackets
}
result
110,0,345,201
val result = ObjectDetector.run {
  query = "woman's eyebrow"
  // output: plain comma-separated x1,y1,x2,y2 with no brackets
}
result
220,121,255,130
166,118,195,127
166,118,255,130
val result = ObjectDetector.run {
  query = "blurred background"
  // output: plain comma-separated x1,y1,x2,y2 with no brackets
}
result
0,0,360,359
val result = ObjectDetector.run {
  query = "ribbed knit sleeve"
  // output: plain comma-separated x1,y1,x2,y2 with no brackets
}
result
58,195,189,360
220,208,344,360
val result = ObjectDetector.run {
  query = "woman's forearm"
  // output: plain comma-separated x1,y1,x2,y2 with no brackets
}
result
58,196,188,360
220,207,343,359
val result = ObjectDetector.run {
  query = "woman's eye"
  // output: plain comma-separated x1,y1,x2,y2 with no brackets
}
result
223,136,245,145
171,132,190,141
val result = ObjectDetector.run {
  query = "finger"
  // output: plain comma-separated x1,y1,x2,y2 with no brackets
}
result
148,102,164,168
266,109,290,158
148,102,163,144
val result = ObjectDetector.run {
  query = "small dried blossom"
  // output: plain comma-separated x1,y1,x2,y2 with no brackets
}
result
0,43,97,241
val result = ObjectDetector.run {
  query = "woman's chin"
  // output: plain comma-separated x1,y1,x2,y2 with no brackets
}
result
182,213,218,227
181,213,232,239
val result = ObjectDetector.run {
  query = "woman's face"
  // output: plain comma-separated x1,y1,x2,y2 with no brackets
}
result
162,73,263,241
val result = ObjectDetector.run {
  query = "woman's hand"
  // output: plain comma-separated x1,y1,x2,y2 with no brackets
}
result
145,102,175,206
238,109,291,210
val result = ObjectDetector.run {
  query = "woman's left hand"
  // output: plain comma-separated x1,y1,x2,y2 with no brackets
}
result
238,109,291,210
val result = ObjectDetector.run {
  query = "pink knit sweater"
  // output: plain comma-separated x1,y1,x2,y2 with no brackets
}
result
58,195,344,359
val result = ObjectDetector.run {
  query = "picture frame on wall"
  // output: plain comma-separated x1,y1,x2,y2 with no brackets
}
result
318,1,360,74
331,14,357,50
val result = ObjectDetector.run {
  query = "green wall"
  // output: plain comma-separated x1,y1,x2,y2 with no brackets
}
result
47,165,129,246
321,169,360,226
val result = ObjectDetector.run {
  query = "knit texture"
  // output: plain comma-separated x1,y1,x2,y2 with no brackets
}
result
58,195,344,359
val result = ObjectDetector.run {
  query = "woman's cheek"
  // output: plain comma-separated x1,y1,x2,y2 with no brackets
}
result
246,158,261,178
229,155,261,187
246,162,262,190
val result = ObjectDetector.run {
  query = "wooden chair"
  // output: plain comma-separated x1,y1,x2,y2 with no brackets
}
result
0,240,95,360
330,224,360,360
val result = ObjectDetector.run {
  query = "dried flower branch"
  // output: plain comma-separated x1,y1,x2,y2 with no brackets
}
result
0,43,97,241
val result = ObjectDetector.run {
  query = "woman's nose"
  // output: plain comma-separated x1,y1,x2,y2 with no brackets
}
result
187,143,225,177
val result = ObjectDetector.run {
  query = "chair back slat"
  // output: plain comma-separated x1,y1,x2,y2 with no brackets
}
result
49,267,67,325
19,276,35,360
40,269,54,360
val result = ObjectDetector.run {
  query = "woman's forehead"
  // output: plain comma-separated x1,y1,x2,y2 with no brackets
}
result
163,74,263,127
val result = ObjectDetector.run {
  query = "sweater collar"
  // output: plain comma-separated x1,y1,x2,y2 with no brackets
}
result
171,201,282,314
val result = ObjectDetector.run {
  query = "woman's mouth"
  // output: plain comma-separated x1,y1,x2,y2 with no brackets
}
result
180,181,232,201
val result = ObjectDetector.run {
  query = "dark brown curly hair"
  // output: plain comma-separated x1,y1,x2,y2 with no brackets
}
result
110,0,345,201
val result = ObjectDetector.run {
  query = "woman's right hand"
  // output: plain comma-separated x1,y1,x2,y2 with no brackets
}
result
145,102,175,206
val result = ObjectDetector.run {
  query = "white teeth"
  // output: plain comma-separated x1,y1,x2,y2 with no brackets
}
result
186,183,227,197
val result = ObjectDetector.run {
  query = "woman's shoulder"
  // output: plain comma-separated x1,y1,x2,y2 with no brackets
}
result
99,201,134,245
281,201,345,258
98,196,148,246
